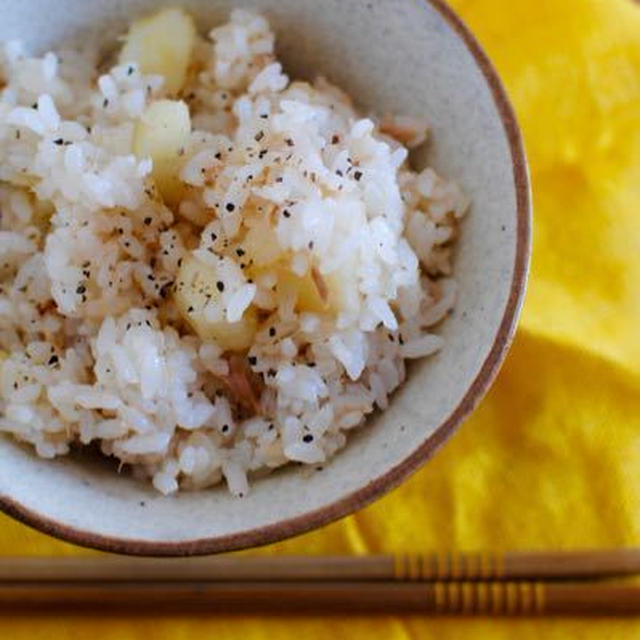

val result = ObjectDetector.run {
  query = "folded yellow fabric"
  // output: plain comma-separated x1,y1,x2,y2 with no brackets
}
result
1,0,639,637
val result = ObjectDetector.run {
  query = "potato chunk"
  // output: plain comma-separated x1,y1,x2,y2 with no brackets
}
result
133,99,190,205
277,268,330,314
175,255,257,352
119,7,196,94
243,218,282,267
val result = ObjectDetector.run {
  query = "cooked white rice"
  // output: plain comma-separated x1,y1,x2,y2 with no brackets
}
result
0,9,468,495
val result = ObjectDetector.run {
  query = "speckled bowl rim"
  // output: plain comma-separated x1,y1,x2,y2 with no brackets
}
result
0,0,531,556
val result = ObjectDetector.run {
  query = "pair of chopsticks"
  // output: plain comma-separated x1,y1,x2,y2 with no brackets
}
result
1,549,639,615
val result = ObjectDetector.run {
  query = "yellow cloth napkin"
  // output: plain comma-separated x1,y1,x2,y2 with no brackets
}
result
2,0,640,636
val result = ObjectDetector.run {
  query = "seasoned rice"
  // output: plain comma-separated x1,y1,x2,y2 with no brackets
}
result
0,9,468,495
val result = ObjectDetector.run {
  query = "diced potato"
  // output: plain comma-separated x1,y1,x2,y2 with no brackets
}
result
252,260,358,315
133,99,191,206
119,7,196,94
242,214,360,315
277,268,331,314
174,255,256,351
243,217,332,313
242,218,283,267
32,198,55,230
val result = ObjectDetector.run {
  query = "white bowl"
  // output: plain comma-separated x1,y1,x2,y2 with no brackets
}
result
0,0,530,554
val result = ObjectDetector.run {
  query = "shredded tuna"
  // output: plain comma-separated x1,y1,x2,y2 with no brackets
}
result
379,115,429,148
223,353,263,416
311,266,329,304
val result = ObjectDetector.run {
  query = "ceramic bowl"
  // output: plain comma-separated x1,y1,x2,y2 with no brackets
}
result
0,0,530,555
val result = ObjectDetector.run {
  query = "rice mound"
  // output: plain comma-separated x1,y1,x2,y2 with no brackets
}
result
0,9,468,495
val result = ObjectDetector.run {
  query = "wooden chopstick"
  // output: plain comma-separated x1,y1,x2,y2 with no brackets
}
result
1,548,640,582
0,580,639,615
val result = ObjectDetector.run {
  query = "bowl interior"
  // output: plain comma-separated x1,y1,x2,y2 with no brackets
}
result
0,0,527,553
